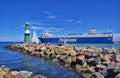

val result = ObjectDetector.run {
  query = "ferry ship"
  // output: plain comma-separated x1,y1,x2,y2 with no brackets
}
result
39,28,113,43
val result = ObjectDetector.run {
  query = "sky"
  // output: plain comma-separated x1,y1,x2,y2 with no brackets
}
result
0,0,120,42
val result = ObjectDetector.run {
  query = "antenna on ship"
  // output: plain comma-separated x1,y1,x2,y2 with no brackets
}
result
109,26,112,33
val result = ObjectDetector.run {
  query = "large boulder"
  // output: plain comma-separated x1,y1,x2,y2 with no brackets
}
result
87,58,98,66
101,54,110,63
96,64,106,70
65,57,72,64
82,62,87,68
17,71,33,78
71,56,76,62
76,55,85,65
70,50,76,56
92,50,99,57
115,73,120,78
34,75,47,78
79,49,85,55
40,46,46,51
87,66,95,73
93,72,104,78
75,64,82,74
111,54,120,62
101,62,116,78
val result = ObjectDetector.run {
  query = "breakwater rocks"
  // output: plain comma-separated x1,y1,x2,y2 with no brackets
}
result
0,65,46,78
6,43,120,78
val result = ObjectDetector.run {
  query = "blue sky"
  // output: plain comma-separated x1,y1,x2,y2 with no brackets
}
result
0,0,120,42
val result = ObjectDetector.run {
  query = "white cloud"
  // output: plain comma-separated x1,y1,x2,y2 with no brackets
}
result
31,25,64,33
74,20,82,24
44,11,52,15
66,19,74,22
31,26,45,30
46,15,57,19
66,19,82,24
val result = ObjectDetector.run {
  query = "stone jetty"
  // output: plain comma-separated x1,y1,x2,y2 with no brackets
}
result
6,43,120,78
0,65,46,78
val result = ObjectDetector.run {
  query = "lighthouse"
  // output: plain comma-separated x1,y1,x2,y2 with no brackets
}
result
24,23,30,43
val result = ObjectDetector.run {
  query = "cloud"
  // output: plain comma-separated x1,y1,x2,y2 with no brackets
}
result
46,15,57,19
31,25,64,33
66,19,82,24
44,11,57,20
44,11,52,15
113,33,120,41
74,20,82,24
66,19,74,22
45,27,64,32
31,26,45,30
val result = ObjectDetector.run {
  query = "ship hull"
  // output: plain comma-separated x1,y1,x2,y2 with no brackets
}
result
39,37,113,43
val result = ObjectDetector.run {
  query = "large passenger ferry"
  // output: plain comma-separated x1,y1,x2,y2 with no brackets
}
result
39,28,113,43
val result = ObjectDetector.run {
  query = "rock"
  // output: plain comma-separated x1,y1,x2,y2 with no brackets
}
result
93,72,104,78
102,62,116,77
85,52,93,59
107,62,116,69
99,53,103,58
115,63,120,73
115,73,120,78
70,50,76,56
87,66,95,73
0,68,6,78
79,49,85,55
74,46,81,52
75,64,82,74
66,57,72,64
11,71,19,76
71,56,76,62
59,55,68,61
52,58,59,64
87,58,98,66
111,54,120,62
30,51,38,56
96,64,106,69
82,73,92,78
39,51,45,57
102,48,109,54
18,71,33,78
0,65,46,78
102,54,110,63
76,55,85,65
92,50,99,57
65,49,71,55
82,62,87,68
111,54,115,62
50,54,57,59
40,46,46,51
34,75,47,78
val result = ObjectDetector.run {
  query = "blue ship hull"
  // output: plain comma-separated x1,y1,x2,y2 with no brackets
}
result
39,37,113,43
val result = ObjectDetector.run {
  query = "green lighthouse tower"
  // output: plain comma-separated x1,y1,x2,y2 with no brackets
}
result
24,23,30,43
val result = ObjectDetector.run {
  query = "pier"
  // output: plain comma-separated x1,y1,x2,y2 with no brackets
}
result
6,43,120,78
